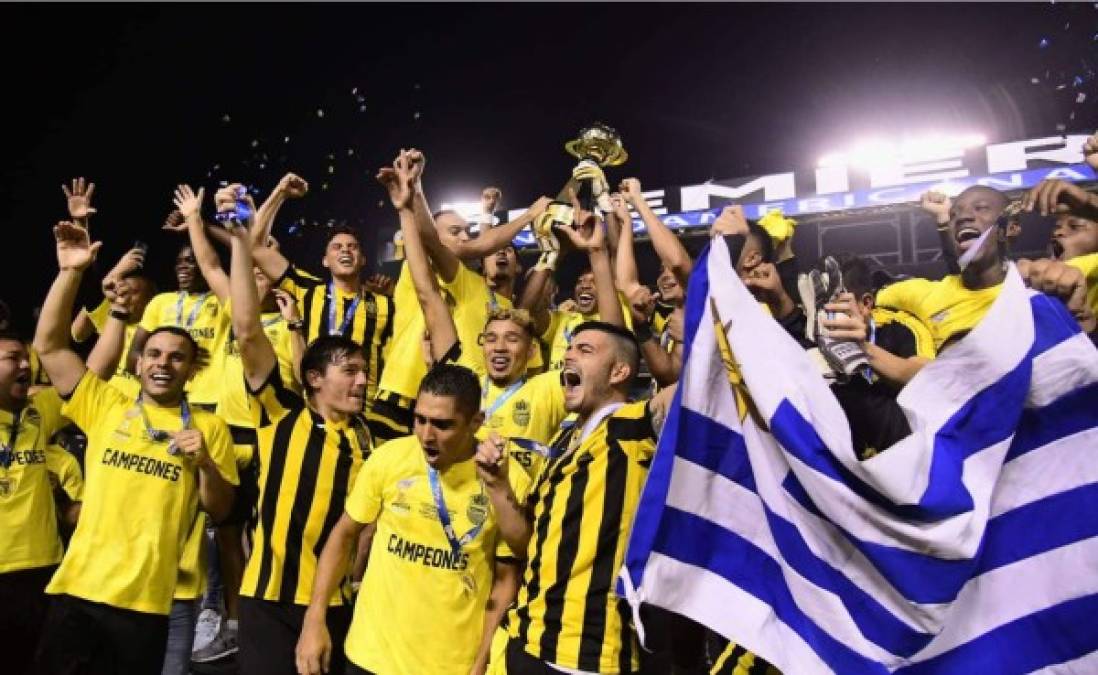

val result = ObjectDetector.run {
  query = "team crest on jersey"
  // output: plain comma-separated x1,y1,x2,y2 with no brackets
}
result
24,407,41,426
0,477,12,498
460,573,476,597
467,493,489,526
391,477,415,514
511,400,530,427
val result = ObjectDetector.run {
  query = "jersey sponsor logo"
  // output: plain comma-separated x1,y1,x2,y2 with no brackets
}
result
511,400,530,427
102,448,183,482
386,533,469,570
467,493,489,526
24,407,41,426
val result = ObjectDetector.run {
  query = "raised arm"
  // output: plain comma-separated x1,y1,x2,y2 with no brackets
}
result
167,186,230,303
612,193,643,298
443,199,549,261
85,278,134,381
559,214,625,327
248,173,309,283
271,289,307,387
621,178,693,287
628,289,680,387
475,434,534,554
221,187,278,391
72,246,146,342
378,150,458,362
33,222,99,396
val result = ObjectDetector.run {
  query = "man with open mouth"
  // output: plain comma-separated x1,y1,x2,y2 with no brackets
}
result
876,185,1013,353
33,219,237,674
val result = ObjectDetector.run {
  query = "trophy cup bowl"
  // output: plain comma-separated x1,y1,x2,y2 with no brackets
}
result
564,123,628,168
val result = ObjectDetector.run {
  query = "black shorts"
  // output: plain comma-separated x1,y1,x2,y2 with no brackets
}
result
238,596,352,675
0,565,56,675
225,425,260,529
35,593,169,675
365,390,414,442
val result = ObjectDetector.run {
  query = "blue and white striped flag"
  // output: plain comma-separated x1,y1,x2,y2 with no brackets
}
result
621,236,1098,674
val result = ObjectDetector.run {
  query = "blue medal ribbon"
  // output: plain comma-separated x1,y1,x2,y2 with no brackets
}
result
136,393,191,452
327,281,361,336
427,465,485,555
481,376,525,419
175,292,210,328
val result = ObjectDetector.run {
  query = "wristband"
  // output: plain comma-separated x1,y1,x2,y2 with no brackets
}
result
109,308,131,321
287,319,305,332
633,321,654,343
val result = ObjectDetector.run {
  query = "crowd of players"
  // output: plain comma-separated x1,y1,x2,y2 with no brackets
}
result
2,136,1097,675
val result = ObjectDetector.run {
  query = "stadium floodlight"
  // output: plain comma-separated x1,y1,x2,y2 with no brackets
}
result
817,133,987,169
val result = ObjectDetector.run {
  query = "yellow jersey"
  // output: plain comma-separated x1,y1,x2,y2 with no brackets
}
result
0,389,78,574
85,300,142,399
215,305,299,432
343,435,539,675
876,275,1002,351
1066,252,1098,318
47,373,238,614
138,291,230,406
376,263,429,400
475,370,566,446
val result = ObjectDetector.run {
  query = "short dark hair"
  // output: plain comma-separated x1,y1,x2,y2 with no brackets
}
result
418,364,481,418
323,225,361,249
145,326,201,362
300,335,364,395
572,321,640,385
746,219,776,263
833,253,874,299
432,209,461,221
957,185,1009,211
0,330,26,346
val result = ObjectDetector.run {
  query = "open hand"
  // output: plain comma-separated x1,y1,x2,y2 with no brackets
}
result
62,177,97,222
54,221,102,272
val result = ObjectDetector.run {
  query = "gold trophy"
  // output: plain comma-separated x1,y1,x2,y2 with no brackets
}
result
532,123,629,264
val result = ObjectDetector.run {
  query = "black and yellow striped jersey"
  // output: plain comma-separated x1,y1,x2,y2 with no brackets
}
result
278,265,395,403
239,368,372,606
710,641,781,675
508,400,657,674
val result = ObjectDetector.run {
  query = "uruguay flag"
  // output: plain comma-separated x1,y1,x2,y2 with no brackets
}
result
621,236,1098,674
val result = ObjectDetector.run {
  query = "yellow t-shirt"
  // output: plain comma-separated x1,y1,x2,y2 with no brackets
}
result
377,263,431,400
1066,252,1098,318
442,265,529,373
48,373,238,614
342,435,539,675
0,389,75,573
541,297,634,371
139,291,230,405
475,370,566,446
86,300,142,399
876,275,1002,351
215,306,299,432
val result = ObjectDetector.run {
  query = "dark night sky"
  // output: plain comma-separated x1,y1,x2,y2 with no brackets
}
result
1,2,1094,332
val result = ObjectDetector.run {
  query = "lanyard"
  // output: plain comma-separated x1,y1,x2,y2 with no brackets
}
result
175,292,209,328
327,282,361,336
136,393,191,445
488,289,500,310
427,465,485,555
0,409,21,470
481,376,525,419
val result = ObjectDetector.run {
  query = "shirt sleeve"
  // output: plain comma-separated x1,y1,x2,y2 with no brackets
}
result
278,264,323,304
83,299,111,336
138,294,166,332
45,444,84,502
247,366,301,429
31,387,67,441
60,371,131,432
344,441,390,524
876,278,932,316
201,415,240,486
